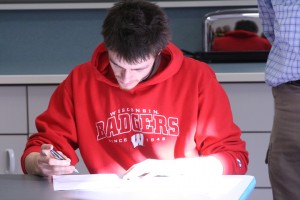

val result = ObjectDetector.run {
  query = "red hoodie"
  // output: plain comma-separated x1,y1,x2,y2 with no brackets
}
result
21,42,248,175
212,30,272,51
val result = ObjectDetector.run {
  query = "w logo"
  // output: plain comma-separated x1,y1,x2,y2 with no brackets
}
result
131,133,144,148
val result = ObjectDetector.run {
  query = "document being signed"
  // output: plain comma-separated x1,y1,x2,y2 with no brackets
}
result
52,174,255,200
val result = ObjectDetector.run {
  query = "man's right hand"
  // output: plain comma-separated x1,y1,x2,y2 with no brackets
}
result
24,144,76,176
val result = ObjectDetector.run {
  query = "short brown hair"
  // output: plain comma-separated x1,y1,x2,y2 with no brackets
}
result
102,0,171,64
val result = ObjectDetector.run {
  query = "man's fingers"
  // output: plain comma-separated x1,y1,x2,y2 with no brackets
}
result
56,151,71,162
40,144,53,157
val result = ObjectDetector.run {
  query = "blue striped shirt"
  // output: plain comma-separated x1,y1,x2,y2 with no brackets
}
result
258,0,300,86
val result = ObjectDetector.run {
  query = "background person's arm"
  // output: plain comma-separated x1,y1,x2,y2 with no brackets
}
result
257,0,275,43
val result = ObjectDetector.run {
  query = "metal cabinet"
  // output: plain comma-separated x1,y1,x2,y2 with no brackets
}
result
222,83,274,132
0,86,27,134
0,135,28,174
27,85,57,135
222,83,273,200
0,86,27,174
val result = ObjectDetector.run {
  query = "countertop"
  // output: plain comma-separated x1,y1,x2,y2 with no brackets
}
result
0,63,266,85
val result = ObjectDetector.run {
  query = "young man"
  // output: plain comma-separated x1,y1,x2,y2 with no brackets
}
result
258,0,300,199
21,0,248,178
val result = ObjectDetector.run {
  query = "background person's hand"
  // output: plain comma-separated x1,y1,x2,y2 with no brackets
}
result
25,144,76,176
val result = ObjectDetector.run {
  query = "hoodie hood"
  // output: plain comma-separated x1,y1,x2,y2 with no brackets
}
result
90,42,184,90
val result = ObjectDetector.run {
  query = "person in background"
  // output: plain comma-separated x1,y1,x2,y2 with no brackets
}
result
212,19,271,51
258,0,300,199
21,0,248,179
214,25,231,37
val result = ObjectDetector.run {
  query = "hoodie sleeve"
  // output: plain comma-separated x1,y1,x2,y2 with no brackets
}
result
195,66,249,175
20,74,79,174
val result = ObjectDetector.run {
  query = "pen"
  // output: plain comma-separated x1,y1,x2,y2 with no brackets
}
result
50,149,79,173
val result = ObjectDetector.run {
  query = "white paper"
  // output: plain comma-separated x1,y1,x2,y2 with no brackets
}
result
52,174,255,200
53,174,123,191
